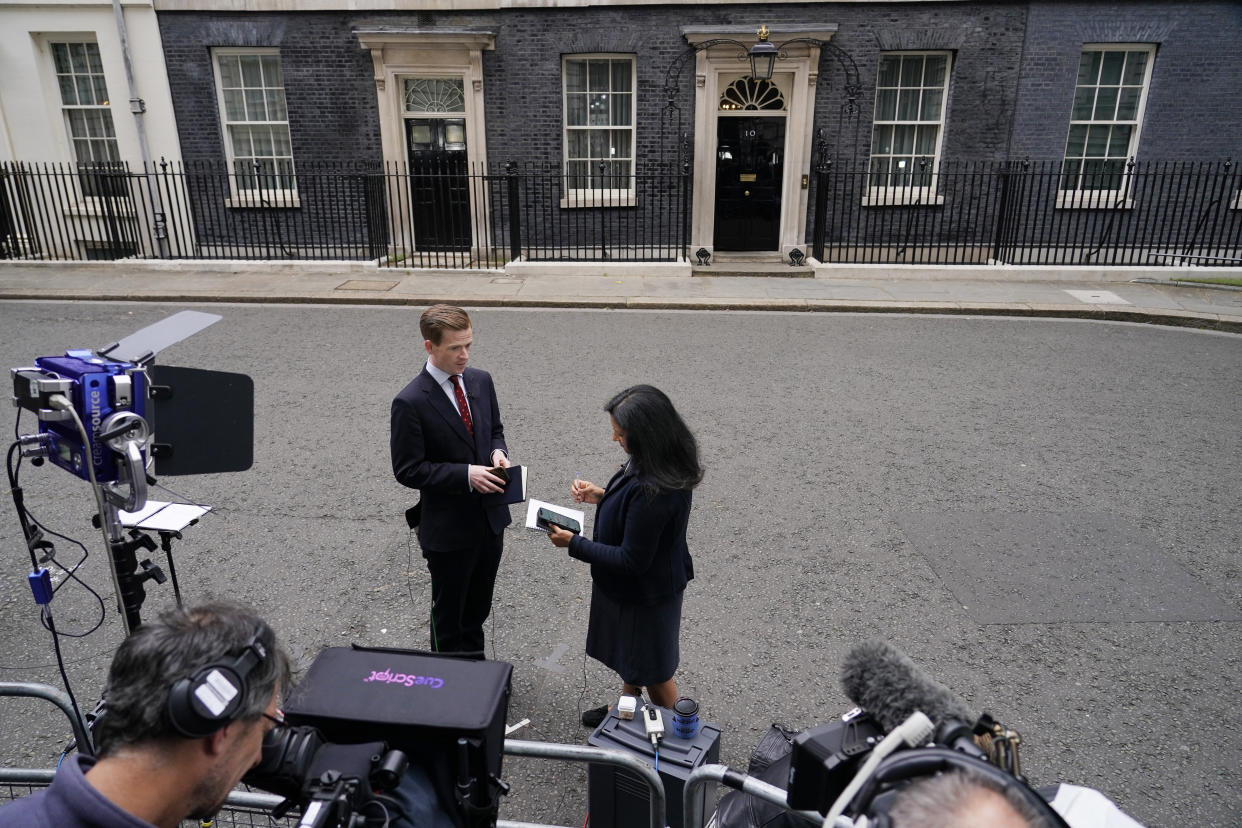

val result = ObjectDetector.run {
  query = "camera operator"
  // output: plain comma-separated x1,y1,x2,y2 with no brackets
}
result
0,601,290,828
885,769,1055,828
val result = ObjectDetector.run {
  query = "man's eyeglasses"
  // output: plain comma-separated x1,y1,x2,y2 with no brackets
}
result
260,709,285,728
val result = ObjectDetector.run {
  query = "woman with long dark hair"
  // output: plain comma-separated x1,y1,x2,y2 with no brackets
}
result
546,385,703,727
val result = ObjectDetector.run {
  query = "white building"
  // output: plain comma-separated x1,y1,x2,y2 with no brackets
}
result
0,0,182,258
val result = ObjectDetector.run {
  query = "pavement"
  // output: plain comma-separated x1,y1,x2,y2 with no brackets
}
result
1,260,1241,331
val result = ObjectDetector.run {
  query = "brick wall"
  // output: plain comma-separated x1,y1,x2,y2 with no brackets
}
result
158,11,382,164
154,2,1241,256
1011,0,1242,160
157,3,1241,169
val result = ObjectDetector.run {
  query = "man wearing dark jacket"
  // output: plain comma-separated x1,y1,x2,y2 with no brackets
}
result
0,602,289,828
391,304,512,653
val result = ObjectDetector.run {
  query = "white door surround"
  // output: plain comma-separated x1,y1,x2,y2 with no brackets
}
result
356,28,494,258
682,26,838,262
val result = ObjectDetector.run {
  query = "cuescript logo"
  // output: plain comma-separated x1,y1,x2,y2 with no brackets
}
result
363,668,443,689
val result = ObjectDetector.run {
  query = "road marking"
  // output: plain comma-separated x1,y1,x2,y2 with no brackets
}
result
535,642,569,673
1064,289,1130,305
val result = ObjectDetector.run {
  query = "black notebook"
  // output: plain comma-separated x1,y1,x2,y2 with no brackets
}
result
483,465,527,505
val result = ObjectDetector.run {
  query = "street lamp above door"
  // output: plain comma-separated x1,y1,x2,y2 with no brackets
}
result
748,25,779,80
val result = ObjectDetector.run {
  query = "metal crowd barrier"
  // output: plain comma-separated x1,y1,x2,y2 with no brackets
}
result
682,763,828,828
0,736,667,828
0,682,94,757
502,737,666,828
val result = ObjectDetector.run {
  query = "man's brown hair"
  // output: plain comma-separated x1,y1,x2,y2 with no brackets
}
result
419,304,471,345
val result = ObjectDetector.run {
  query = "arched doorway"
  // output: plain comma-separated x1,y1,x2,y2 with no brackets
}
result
682,28,838,262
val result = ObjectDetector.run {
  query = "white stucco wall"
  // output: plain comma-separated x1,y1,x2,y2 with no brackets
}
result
0,0,182,164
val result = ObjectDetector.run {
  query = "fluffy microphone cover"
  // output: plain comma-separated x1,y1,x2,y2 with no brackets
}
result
840,640,976,733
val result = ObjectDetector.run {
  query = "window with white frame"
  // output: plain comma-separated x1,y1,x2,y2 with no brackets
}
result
868,52,950,199
212,48,295,203
51,41,122,197
1060,45,1154,196
563,55,635,206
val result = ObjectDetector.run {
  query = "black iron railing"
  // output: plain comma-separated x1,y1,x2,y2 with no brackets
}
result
2,158,1239,267
808,158,1242,266
0,160,690,268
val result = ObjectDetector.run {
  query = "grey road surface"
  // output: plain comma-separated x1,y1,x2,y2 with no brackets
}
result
0,301,1238,827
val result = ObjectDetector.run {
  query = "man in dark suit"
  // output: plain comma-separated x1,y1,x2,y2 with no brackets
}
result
391,305,512,653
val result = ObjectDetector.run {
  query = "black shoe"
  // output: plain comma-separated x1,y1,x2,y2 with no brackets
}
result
580,705,609,728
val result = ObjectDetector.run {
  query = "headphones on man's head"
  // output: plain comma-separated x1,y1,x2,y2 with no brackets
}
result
167,631,269,739
854,747,1072,828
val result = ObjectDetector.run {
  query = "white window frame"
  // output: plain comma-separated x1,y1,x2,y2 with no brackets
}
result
1057,43,1155,209
865,50,951,207
48,37,126,203
561,54,636,209
211,47,298,208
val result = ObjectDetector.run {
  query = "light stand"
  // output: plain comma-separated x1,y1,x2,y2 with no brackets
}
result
104,481,211,633
97,502,162,634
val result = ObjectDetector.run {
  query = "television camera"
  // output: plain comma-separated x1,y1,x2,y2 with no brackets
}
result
785,640,1072,827
244,724,411,828
244,646,513,828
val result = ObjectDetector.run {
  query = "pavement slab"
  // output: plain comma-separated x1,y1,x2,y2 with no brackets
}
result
0,262,1240,333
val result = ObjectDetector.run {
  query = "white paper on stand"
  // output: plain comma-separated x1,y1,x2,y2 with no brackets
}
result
118,501,211,532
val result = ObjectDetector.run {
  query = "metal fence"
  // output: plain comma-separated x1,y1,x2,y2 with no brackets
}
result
809,158,1242,266
0,160,690,268
3,158,1239,268
0,681,669,828
0,742,670,828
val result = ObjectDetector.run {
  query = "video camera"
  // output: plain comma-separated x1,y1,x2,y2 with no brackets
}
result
784,640,1070,827
245,723,410,828
244,646,513,828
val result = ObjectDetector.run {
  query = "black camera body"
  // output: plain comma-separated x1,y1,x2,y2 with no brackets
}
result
244,726,405,826
786,707,884,811
247,646,512,828
786,708,1070,828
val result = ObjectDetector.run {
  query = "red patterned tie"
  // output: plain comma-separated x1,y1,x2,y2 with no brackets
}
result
449,374,474,436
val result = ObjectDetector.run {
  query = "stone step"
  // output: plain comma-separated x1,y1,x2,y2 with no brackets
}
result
692,262,815,278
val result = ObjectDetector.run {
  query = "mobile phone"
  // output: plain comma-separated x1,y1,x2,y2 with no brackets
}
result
537,507,580,534
488,466,510,484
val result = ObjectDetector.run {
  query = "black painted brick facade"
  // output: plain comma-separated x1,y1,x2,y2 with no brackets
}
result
158,12,382,165
154,2,1242,255
1011,0,1242,160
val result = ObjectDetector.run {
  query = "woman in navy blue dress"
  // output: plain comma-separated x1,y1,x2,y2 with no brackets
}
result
546,385,703,727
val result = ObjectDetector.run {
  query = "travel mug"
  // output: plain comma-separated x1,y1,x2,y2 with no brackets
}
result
672,696,700,739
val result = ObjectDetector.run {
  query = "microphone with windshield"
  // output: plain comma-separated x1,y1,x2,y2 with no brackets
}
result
840,639,986,759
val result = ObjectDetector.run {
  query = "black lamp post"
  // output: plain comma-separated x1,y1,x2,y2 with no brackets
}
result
748,25,779,81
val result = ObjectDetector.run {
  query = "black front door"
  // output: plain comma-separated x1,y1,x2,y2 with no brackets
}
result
406,118,471,251
713,117,785,251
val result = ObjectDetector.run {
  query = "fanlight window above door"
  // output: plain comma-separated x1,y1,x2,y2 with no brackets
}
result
719,78,786,111
404,78,466,114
